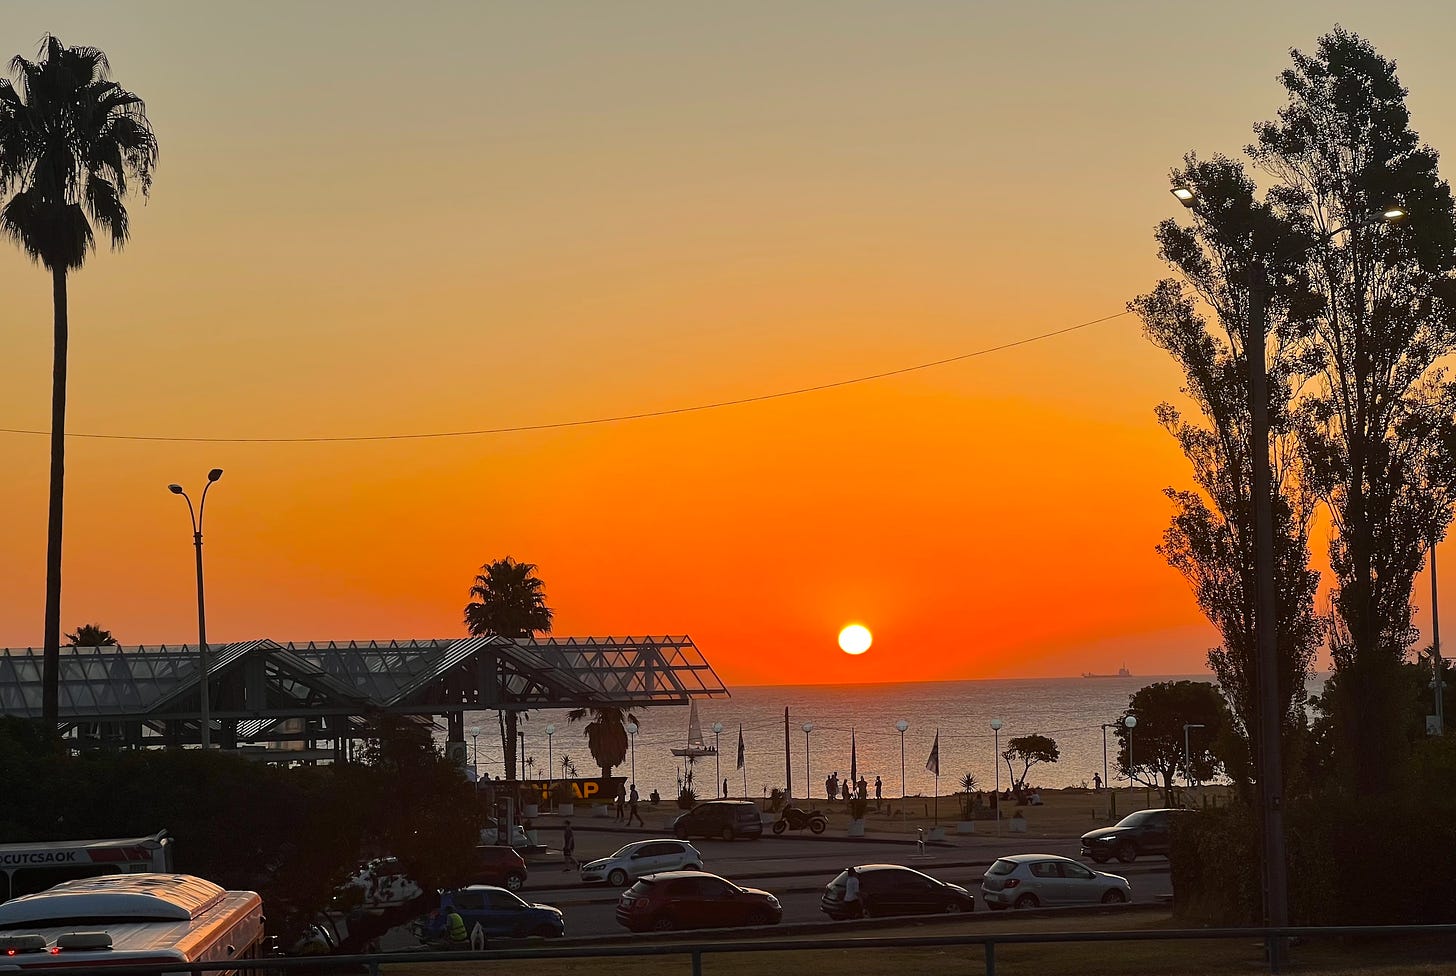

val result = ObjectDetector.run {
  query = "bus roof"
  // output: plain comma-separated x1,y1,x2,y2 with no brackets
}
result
0,874,224,927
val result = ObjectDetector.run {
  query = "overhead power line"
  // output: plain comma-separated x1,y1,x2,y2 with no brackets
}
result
0,310,1130,444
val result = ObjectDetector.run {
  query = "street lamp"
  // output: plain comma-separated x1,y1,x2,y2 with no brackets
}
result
802,723,814,805
168,468,223,750
545,723,556,811
712,721,724,795
626,721,638,787
468,725,481,780
1183,723,1207,792
895,719,909,832
990,719,1003,834
1124,714,1137,786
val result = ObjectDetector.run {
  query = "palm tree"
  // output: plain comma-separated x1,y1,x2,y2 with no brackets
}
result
567,707,639,780
0,38,157,726
64,623,117,647
463,557,553,779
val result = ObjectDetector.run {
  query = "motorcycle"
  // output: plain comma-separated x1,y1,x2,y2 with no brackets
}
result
772,805,828,835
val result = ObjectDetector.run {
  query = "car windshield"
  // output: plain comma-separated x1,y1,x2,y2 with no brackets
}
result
1118,811,1157,826
495,889,527,908
611,844,643,858
987,859,1018,876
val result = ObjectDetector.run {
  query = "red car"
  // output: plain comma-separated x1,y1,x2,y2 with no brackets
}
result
469,845,528,891
615,871,782,932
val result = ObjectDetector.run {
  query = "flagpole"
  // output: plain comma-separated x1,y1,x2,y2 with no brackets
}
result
934,729,940,826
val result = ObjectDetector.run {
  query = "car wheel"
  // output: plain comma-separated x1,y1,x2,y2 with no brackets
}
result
1115,842,1138,863
721,826,736,842
1102,889,1128,904
1089,851,1110,864
1014,894,1040,910
651,915,676,932
747,908,771,925
772,820,788,835
674,824,690,840
809,818,827,835
504,873,525,892
608,868,628,887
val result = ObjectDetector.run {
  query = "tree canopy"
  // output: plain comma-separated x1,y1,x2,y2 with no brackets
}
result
1116,680,1235,802
1000,734,1059,791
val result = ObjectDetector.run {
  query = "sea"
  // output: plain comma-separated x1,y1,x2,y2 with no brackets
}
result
448,673,1330,799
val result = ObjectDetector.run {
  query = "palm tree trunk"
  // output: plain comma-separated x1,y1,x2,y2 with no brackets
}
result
41,266,68,727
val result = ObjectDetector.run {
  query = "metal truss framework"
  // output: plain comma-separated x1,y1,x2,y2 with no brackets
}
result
0,635,728,755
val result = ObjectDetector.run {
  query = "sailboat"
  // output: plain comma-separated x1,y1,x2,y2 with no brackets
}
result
670,701,718,758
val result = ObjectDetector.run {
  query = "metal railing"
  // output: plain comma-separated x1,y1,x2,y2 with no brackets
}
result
22,922,1456,976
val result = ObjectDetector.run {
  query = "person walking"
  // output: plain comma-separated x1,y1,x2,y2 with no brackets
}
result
857,775,868,800
1093,772,1103,792
628,784,646,826
561,819,577,872
723,777,729,798
844,866,865,918
874,776,883,811
615,783,626,822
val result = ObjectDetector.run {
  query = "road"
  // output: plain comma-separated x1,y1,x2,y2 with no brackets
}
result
386,825,1173,942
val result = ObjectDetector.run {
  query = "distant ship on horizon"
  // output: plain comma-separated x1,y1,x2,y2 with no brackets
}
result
1082,664,1132,679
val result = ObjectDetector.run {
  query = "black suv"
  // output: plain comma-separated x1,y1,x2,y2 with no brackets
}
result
672,800,764,841
1080,808,1192,863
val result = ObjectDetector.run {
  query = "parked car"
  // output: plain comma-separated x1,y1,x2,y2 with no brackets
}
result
1079,808,1192,863
980,854,1131,910
819,864,975,920
470,845,528,891
581,839,703,886
616,871,781,932
410,885,564,942
672,800,764,841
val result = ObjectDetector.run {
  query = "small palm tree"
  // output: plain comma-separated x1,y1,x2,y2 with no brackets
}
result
65,623,117,647
567,707,638,780
1,37,157,725
559,753,577,779
463,557,553,779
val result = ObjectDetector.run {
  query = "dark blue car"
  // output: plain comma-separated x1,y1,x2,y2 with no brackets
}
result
410,885,565,942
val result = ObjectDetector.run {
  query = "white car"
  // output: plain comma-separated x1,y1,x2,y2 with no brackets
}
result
580,839,703,886
980,854,1131,910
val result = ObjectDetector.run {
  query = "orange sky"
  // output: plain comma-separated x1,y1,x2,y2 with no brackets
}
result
4,2,1456,686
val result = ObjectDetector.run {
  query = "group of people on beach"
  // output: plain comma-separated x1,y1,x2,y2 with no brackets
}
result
612,783,646,826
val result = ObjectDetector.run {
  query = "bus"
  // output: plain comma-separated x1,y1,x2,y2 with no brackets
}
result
0,873,264,974
0,832,173,904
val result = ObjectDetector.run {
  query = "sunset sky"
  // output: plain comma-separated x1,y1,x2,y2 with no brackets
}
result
4,2,1456,687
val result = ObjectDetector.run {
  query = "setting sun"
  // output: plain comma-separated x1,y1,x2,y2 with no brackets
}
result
838,624,872,656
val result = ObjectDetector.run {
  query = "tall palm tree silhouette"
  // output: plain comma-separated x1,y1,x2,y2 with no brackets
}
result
65,623,118,647
0,37,157,725
464,557,553,779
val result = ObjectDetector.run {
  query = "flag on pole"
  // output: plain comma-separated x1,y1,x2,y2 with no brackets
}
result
850,728,858,783
736,724,745,770
925,730,940,776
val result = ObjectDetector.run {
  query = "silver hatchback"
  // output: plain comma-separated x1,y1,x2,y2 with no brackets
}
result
980,854,1131,910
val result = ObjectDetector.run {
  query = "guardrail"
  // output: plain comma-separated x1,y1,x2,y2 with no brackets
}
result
22,922,1456,976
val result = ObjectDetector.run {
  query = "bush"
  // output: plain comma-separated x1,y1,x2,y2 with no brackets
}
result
677,788,697,810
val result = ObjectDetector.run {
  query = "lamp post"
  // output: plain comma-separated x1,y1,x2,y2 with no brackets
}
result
168,468,223,750
712,722,724,795
545,723,556,811
1431,528,1446,735
1183,723,1206,793
802,723,814,805
626,721,638,787
519,730,526,782
469,725,481,780
990,719,1003,834
1125,715,1137,801
1172,185,1407,966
